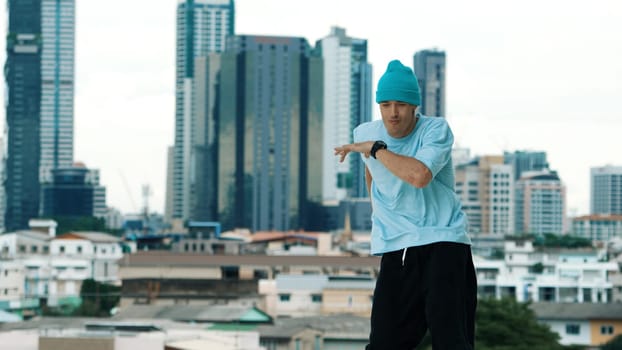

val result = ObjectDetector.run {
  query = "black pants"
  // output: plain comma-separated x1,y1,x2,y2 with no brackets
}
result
366,242,477,350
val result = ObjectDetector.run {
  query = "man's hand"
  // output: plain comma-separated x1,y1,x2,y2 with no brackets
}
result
334,141,375,163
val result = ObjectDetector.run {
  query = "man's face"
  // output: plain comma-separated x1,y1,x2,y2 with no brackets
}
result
379,101,417,138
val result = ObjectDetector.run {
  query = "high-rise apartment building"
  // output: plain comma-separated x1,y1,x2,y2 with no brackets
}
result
591,166,622,215
504,150,549,181
413,49,445,117
515,170,566,234
168,0,234,222
214,35,324,232
455,155,514,235
316,27,372,201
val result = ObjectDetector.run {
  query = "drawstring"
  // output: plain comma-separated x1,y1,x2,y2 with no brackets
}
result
402,247,408,266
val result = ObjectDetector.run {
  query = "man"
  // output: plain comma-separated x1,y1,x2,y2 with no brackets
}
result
334,60,477,349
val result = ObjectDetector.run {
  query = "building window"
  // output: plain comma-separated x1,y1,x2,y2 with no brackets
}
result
279,294,291,302
601,325,614,335
311,294,322,303
31,245,38,253
77,246,82,254
19,245,26,253
60,246,65,254
565,324,580,335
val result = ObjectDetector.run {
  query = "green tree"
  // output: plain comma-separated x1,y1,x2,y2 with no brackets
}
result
475,297,567,350
73,279,121,317
533,233,592,249
601,334,622,350
407,298,583,350
51,216,107,235
530,262,545,274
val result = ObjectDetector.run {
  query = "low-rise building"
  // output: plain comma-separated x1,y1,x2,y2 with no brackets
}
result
476,239,619,302
531,302,622,347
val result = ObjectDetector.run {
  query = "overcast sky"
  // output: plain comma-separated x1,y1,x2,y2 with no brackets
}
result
1,0,621,217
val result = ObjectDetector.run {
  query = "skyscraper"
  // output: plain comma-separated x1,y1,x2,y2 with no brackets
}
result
413,49,445,117
316,27,372,201
591,165,622,215
504,150,549,181
168,0,234,222
215,35,323,232
4,0,75,232
39,0,75,183
5,0,43,232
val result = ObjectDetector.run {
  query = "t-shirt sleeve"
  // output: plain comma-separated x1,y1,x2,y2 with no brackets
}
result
414,120,454,178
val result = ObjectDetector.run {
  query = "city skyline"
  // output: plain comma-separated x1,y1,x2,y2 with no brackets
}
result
1,0,621,217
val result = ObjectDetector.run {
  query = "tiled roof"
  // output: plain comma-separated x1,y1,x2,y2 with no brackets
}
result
58,232,121,243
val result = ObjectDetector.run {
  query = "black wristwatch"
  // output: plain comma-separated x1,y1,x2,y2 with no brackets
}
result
370,140,387,159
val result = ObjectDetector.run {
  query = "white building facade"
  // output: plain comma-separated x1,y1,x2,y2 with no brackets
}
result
317,27,372,201
475,240,618,303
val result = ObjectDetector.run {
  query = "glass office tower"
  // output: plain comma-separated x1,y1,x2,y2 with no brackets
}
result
169,0,234,222
4,0,43,231
216,35,323,232
413,49,446,117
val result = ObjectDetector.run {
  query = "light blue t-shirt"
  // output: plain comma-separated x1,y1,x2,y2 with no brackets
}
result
353,115,471,255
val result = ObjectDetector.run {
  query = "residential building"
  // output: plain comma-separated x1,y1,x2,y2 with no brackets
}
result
0,230,51,258
572,215,622,241
0,260,25,306
168,0,235,222
531,302,622,347
591,165,622,215
455,155,514,235
413,48,445,117
476,239,618,303
316,26,372,201
515,169,566,234
215,35,323,231
504,150,549,181
51,232,123,283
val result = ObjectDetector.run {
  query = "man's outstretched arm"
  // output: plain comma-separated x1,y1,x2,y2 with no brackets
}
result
334,141,432,188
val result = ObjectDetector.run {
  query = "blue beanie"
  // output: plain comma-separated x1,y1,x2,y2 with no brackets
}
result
375,60,421,106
